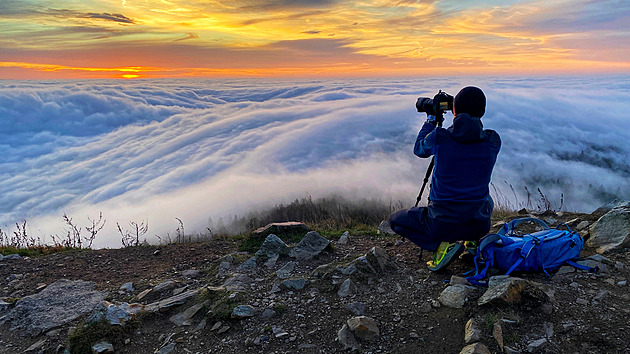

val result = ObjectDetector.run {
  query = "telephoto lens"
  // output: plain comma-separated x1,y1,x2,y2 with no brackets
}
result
416,97,435,115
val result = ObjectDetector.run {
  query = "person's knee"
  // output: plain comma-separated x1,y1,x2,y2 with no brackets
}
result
388,209,405,228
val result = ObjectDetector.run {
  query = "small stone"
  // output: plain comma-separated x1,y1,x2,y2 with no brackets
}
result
593,290,609,302
494,322,504,351
409,332,420,338
439,284,473,309
217,325,230,334
210,321,222,331
156,342,175,354
378,220,396,236
338,324,360,351
395,239,404,246
137,288,151,300
459,342,491,354
153,249,161,256
228,292,242,302
479,276,549,306
346,302,366,316
231,305,256,319
154,280,176,293
276,262,296,279
223,274,254,292
25,338,47,352
555,266,575,275
419,301,432,313
617,280,627,286
578,259,608,273
576,298,588,305
181,269,201,278
527,338,548,353
450,275,469,285
338,231,350,245
91,341,114,353
261,308,276,319
280,278,307,291
120,282,134,292
347,316,379,341
464,318,481,344
270,284,281,293
544,322,554,339
615,261,625,270
169,302,206,326
337,279,357,298
464,318,482,344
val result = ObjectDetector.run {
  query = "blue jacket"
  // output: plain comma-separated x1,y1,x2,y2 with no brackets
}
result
414,113,501,223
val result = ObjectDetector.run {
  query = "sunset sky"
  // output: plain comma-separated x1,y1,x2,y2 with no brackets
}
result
1,0,629,79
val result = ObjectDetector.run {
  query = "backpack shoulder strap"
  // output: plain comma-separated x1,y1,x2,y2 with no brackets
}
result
505,238,537,275
566,260,599,273
501,217,550,236
466,233,503,286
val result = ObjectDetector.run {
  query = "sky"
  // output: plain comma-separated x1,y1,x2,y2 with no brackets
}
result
1,0,630,79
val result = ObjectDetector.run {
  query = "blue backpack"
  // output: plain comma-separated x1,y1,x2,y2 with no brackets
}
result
466,217,596,285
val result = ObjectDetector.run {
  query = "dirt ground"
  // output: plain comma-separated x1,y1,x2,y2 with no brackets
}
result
0,212,629,353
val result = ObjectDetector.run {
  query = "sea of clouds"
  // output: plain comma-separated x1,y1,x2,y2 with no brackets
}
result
1,76,628,247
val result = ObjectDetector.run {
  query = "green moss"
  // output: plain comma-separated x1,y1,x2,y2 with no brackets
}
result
272,303,288,314
198,288,238,320
67,319,138,354
0,245,82,257
485,313,500,331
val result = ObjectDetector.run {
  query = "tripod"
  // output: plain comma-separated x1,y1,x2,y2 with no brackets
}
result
414,112,443,207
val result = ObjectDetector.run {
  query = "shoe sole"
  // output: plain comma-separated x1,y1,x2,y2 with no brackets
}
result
428,243,465,271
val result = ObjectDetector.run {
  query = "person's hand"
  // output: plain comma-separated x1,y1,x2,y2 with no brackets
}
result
426,114,443,125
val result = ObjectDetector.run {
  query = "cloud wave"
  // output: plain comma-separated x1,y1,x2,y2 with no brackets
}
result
0,76,628,247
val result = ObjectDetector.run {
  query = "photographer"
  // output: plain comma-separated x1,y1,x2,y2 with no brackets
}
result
388,86,501,271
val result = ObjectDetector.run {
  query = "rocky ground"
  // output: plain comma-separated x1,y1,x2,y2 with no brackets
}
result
0,203,629,354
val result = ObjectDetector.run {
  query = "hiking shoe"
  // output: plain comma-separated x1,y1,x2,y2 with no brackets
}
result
459,241,478,263
427,242,465,271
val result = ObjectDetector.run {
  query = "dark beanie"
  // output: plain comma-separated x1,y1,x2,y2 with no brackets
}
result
454,86,486,118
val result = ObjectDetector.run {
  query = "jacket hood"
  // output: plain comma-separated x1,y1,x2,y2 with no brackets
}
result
447,113,486,143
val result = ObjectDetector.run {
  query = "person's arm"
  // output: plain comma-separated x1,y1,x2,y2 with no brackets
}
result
414,118,439,158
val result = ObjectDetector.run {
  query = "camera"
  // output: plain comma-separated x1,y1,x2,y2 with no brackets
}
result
416,90,454,116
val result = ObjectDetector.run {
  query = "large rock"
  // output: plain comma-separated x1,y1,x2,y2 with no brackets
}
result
255,234,290,258
289,231,331,260
253,222,309,236
478,276,548,306
1,279,107,336
588,203,630,253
